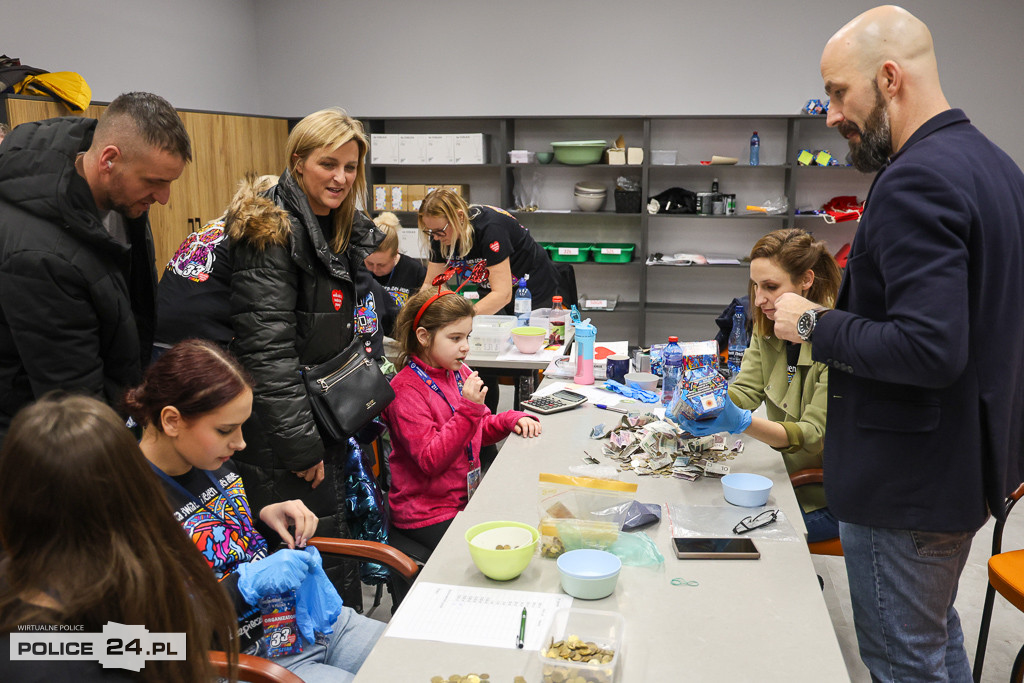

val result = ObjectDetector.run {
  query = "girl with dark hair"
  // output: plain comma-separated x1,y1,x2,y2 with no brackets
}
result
383,288,541,555
674,228,843,542
0,392,238,682
125,339,384,683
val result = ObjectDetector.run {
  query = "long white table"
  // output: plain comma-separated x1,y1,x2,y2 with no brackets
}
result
356,395,850,682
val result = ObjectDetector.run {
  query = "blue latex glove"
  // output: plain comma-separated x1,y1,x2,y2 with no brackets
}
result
236,549,316,605
603,380,659,403
671,393,752,436
294,546,344,644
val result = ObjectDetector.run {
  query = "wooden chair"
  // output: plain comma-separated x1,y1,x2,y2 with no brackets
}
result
209,536,419,681
788,468,843,556
973,482,1024,683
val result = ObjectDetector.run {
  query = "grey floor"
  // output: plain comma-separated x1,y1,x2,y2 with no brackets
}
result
361,385,1024,681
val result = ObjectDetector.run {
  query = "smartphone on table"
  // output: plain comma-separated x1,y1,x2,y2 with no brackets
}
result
673,537,760,560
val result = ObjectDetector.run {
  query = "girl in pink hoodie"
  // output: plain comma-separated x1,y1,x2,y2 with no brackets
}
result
383,287,541,555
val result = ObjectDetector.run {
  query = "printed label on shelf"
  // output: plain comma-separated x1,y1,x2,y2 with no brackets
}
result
558,247,579,256
600,248,622,255
584,299,608,309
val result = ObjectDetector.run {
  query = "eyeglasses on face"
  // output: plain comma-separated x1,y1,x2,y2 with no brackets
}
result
423,222,449,238
732,509,779,535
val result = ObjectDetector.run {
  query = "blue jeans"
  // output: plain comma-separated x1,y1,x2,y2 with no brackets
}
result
802,505,840,543
273,606,385,683
840,521,975,683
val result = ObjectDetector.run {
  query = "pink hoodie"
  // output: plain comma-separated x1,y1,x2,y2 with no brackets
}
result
383,356,533,529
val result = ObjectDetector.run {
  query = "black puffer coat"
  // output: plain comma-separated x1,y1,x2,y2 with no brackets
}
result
226,170,383,532
0,117,156,442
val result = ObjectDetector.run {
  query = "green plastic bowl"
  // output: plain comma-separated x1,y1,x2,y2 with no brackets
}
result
465,521,539,581
551,140,607,165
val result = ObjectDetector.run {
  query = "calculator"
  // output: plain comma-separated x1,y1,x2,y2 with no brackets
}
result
521,389,588,415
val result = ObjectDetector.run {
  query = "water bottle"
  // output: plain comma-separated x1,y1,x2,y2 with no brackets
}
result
661,336,683,406
728,304,747,377
573,318,596,385
749,131,760,166
513,277,531,325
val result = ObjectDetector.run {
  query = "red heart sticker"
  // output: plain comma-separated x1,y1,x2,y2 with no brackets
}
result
331,290,344,311
489,241,500,253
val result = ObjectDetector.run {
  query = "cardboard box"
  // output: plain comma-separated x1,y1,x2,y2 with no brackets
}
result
627,147,644,165
372,185,389,211
407,184,426,212
424,185,445,200
605,148,626,165
370,134,400,164
443,184,470,201
398,135,427,165
387,184,407,212
426,135,455,164
454,133,489,164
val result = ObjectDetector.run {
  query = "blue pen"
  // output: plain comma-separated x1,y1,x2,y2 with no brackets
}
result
594,403,631,414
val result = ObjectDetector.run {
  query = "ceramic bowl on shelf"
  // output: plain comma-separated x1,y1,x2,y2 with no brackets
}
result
574,182,607,211
551,140,607,165
511,326,547,354
536,151,554,164
465,521,539,581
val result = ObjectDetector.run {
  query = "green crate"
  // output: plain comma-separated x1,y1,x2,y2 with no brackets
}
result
591,243,636,263
544,242,592,263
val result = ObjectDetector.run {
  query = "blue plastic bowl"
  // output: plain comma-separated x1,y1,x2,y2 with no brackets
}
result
721,472,773,507
556,549,622,599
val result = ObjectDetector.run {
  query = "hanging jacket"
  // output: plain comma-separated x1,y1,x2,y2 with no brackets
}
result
0,116,157,442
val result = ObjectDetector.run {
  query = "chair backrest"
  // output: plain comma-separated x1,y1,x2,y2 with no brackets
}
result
209,651,303,683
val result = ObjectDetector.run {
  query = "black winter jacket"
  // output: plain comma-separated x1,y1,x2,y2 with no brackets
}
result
226,171,383,527
0,117,156,442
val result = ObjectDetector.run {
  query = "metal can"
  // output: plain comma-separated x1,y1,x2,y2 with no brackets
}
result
723,194,737,215
712,194,726,215
696,192,715,216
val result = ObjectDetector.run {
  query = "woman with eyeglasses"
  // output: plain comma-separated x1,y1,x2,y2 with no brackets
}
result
226,108,384,605
673,228,842,543
418,189,565,316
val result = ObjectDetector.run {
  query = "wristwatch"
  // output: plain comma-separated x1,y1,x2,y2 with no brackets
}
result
797,307,829,342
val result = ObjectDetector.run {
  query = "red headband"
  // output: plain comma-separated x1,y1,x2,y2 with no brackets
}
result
413,261,490,329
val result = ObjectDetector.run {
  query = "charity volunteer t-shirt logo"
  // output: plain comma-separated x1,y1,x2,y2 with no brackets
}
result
331,290,344,311
489,241,500,253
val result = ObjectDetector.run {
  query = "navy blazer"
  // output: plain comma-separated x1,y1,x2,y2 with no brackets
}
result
812,109,1024,532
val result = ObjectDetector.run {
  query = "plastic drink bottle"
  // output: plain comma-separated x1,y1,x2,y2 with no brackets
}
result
513,277,531,325
749,131,760,166
661,336,683,405
549,296,567,345
728,304,747,377
573,319,596,385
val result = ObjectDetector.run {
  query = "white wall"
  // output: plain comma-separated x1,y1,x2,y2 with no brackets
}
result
251,0,1024,165
3,1,1022,165
1,0,262,113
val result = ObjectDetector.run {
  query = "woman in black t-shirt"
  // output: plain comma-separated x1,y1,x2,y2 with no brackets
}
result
418,189,563,315
364,211,426,311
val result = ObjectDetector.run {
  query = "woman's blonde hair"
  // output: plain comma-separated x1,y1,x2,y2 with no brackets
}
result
418,189,473,260
287,107,368,253
748,228,843,337
372,211,401,255
392,288,475,369
0,393,239,682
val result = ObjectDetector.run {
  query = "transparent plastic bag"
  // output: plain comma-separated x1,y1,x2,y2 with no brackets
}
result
665,503,802,542
538,473,637,558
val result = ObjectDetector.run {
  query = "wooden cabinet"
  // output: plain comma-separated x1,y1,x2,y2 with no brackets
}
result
365,115,872,345
2,94,289,276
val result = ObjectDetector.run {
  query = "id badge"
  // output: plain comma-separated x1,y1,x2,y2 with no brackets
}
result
466,466,482,500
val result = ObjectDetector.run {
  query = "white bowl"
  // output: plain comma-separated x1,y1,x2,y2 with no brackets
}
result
721,472,773,507
623,372,658,391
574,193,607,212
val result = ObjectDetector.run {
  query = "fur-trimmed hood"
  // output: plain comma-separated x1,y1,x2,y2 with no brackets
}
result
225,173,291,250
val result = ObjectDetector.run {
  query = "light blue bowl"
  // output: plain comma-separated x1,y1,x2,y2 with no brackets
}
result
556,549,621,599
721,472,773,507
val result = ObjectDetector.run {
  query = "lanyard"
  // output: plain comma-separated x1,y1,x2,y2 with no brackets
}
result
407,359,474,465
149,462,256,542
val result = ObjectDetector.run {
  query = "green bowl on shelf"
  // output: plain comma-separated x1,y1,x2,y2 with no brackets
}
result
551,140,607,165
536,151,554,164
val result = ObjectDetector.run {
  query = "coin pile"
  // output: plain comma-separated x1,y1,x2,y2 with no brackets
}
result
541,635,616,683
429,675,504,683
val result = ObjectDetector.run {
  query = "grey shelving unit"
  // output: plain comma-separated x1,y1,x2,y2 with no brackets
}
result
363,115,872,346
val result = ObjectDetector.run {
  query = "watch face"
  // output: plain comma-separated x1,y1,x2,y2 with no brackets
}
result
797,310,815,339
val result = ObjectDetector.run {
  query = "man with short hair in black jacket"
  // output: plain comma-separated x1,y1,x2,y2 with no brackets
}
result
0,92,191,444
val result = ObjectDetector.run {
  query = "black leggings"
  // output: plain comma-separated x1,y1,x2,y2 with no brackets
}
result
393,518,453,559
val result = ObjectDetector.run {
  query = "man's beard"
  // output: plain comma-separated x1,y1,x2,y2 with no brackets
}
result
840,85,892,173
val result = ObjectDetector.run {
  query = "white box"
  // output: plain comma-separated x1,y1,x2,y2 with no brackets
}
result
627,147,644,165
425,134,455,164
370,134,400,164
399,134,427,165
398,227,430,259
454,133,489,164
651,150,677,165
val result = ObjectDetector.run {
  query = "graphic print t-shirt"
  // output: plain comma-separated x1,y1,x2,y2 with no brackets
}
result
159,463,268,654
428,205,560,313
374,253,426,308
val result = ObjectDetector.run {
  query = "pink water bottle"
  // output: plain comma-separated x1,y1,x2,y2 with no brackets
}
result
573,319,596,385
